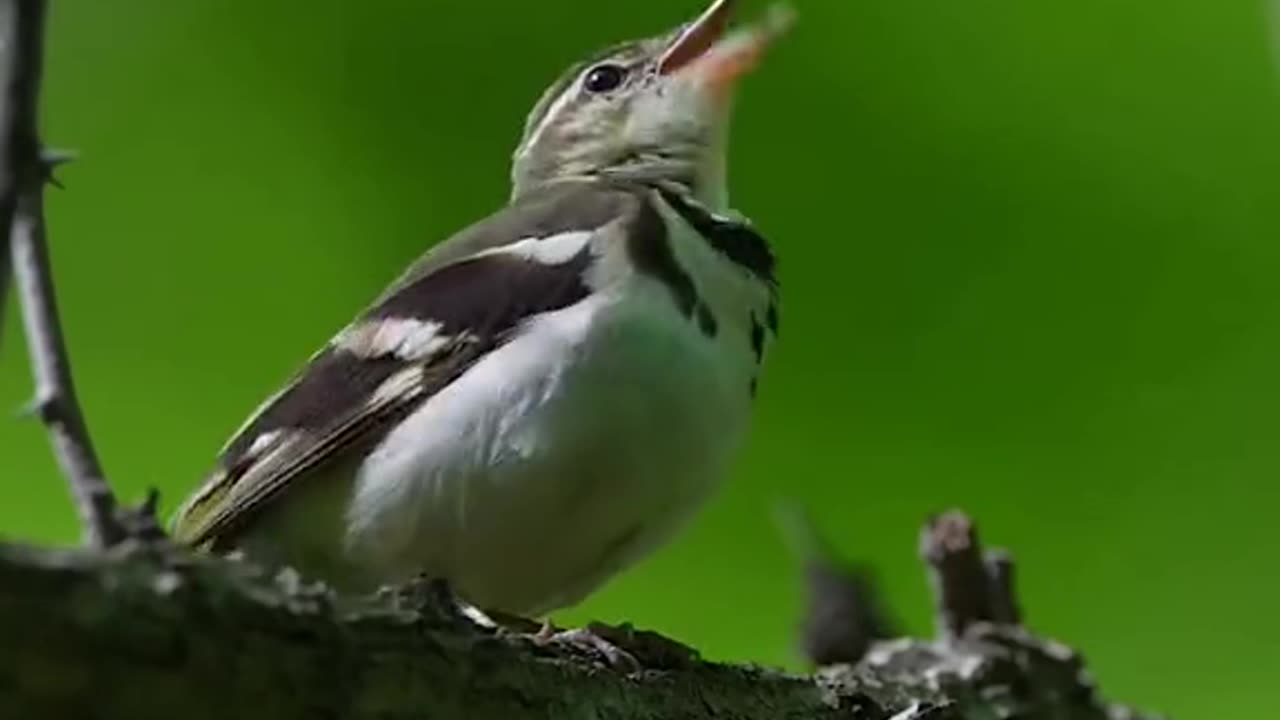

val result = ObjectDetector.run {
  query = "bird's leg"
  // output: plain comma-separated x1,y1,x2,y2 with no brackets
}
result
377,574,507,632
533,619,558,642
378,574,463,618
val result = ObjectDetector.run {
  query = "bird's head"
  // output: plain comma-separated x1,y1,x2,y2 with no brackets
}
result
511,0,791,208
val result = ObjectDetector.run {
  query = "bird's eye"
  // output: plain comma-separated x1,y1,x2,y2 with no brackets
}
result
583,64,627,93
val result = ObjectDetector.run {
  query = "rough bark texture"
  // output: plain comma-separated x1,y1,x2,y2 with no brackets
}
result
0,539,1158,720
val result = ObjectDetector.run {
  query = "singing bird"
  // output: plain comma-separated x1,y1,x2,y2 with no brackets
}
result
173,0,788,620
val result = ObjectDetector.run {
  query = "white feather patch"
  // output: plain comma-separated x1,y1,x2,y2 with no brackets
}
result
369,365,426,406
475,230,594,266
519,87,579,160
334,318,459,361
246,429,284,458
218,385,288,455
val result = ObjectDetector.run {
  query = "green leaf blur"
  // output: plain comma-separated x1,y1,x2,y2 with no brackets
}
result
2,1,1276,716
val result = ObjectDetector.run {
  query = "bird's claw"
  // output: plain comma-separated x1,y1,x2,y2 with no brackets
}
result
536,622,644,674
529,620,701,673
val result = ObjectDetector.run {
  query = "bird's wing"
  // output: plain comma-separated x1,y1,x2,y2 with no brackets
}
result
171,181,654,548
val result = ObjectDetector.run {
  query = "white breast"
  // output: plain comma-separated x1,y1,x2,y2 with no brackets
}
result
344,200,769,616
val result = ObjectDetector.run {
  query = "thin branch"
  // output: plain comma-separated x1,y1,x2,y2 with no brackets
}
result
984,548,1021,625
0,212,10,343
5,0,133,548
919,510,1012,640
776,503,896,666
0,1,26,344
11,162,123,546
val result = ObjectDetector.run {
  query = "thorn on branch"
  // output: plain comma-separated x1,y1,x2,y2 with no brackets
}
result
39,146,74,188
21,388,67,424
920,510,1023,640
113,488,167,543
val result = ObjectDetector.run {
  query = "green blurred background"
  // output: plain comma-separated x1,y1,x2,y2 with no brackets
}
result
2,0,1277,715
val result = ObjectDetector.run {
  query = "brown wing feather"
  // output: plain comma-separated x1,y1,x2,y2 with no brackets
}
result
172,181,644,549
175,357,469,547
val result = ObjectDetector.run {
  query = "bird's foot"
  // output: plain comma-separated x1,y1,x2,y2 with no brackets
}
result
531,620,701,673
534,621,643,673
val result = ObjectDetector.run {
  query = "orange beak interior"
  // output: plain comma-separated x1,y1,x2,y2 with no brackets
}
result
659,0,737,76
659,0,792,97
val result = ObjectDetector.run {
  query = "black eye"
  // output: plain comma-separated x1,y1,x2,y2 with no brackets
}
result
583,64,627,93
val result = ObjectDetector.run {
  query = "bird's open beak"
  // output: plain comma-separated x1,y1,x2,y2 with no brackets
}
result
658,0,793,97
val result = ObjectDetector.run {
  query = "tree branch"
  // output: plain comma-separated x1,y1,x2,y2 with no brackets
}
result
984,548,1021,625
0,514,1159,720
11,152,123,547
1,0,156,548
920,510,1021,640
0,0,27,346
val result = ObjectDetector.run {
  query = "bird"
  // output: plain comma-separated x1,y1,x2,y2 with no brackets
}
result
172,0,789,623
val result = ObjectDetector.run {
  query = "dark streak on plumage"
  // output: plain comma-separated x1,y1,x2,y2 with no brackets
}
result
749,313,765,364
656,187,777,289
696,303,718,338
766,301,779,336
626,192,701,318
384,181,634,296
373,249,593,332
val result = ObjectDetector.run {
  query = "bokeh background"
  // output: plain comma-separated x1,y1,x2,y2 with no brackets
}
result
2,0,1277,715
